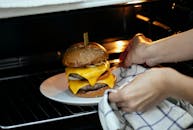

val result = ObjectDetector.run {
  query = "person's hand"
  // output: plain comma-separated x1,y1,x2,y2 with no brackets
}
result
119,33,152,67
109,67,178,112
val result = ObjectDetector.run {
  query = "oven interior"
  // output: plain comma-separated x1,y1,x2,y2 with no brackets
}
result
0,0,193,129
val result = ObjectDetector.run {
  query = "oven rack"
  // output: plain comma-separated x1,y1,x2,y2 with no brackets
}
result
0,69,98,129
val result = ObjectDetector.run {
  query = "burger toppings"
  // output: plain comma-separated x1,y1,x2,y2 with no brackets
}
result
65,61,110,86
67,69,115,94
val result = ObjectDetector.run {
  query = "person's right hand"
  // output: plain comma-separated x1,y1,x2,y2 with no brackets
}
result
108,67,179,112
120,33,152,67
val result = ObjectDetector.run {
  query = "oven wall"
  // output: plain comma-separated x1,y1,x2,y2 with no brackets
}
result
0,6,132,59
1,0,192,60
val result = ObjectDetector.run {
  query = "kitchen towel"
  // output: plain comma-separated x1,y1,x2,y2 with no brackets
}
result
98,65,193,130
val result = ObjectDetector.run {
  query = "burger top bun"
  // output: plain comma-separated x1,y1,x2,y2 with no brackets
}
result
62,42,108,67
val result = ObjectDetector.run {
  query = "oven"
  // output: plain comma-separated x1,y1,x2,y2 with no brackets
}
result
0,0,193,130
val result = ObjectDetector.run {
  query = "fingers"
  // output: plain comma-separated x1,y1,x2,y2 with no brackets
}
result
108,83,131,103
119,42,132,67
120,33,152,67
117,101,128,108
116,101,139,112
123,53,132,67
120,107,133,112
108,91,123,103
109,88,139,112
116,101,148,113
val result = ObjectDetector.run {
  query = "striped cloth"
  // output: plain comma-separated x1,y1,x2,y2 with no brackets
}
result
98,65,193,130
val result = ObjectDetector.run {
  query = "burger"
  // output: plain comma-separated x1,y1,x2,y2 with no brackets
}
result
62,42,116,98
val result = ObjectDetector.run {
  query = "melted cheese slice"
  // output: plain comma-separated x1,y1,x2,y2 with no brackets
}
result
65,61,110,86
69,72,115,94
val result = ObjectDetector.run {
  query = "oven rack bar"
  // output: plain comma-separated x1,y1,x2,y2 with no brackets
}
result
0,111,97,129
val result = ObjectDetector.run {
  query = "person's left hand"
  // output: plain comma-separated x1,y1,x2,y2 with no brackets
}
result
109,67,176,112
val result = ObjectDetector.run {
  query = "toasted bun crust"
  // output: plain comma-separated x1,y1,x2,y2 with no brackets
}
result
63,42,108,67
75,86,109,98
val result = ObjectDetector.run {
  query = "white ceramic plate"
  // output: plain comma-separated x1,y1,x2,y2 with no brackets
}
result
40,72,102,106
40,65,146,106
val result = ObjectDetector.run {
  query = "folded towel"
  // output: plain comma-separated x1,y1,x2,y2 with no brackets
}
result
98,65,193,130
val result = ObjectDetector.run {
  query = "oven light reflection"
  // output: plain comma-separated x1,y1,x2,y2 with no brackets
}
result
136,14,150,22
102,40,129,54
115,41,126,52
109,59,120,64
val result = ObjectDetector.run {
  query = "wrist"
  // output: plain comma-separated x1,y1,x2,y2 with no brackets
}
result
158,68,177,97
144,44,158,66
171,72,193,102
164,68,188,99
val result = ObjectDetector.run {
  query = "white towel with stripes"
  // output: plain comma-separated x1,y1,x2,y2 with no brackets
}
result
98,65,193,130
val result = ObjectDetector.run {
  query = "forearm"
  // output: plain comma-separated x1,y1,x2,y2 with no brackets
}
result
145,29,193,66
169,70,193,104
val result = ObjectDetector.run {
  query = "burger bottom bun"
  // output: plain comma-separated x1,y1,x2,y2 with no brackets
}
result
75,86,109,98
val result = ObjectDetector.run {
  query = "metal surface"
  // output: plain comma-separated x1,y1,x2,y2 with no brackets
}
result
0,69,98,129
